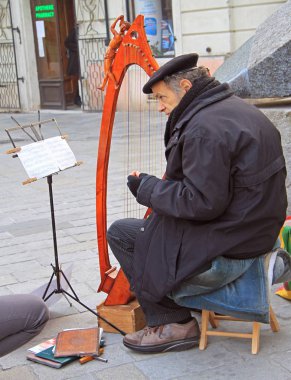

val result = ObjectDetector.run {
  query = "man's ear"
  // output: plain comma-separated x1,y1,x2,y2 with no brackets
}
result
179,79,192,93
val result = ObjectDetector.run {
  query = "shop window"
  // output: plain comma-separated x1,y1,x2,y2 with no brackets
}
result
134,0,175,57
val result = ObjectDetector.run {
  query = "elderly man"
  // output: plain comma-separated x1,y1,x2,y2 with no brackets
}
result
107,53,288,353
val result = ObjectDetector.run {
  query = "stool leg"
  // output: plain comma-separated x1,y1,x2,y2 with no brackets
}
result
251,322,261,354
209,311,219,328
269,306,280,332
199,310,209,350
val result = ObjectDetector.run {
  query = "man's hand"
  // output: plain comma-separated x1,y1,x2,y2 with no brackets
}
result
127,171,147,197
129,170,140,177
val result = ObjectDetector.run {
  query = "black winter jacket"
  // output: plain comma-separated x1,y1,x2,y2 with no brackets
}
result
133,84,287,303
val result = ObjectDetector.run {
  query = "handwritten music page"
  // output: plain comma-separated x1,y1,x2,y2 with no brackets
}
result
18,136,77,179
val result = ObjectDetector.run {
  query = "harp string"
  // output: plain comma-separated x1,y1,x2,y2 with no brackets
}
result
126,58,130,217
106,62,166,235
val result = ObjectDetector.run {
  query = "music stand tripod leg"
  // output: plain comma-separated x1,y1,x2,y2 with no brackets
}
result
44,175,126,335
42,268,55,301
42,264,72,307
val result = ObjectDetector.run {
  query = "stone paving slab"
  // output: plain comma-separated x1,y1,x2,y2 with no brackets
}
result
0,110,291,379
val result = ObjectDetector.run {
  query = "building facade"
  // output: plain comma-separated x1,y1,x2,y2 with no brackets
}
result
0,0,286,112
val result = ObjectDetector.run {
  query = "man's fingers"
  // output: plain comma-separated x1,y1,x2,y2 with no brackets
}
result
129,170,140,177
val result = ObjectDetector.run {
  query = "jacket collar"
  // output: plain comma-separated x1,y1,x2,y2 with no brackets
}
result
173,83,233,132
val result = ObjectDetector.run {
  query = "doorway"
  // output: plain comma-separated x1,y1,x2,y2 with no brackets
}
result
30,0,80,109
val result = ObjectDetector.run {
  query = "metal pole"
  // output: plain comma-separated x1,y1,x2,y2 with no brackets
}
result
103,0,110,46
125,0,131,21
47,175,61,291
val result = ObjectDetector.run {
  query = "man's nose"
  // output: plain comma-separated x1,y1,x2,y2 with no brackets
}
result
158,102,165,113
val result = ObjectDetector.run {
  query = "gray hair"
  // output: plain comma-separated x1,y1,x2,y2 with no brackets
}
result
163,66,210,94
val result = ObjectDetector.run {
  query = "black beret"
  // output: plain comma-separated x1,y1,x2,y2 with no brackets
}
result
143,53,199,94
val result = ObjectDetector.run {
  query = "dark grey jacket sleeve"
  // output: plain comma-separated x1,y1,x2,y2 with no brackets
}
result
136,136,232,221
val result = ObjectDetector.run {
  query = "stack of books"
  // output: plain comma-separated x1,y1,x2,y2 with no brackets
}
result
27,327,104,368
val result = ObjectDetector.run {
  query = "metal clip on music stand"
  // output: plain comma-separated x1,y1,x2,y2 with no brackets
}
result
5,113,125,335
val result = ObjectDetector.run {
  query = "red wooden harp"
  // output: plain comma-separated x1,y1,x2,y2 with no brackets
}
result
96,15,162,306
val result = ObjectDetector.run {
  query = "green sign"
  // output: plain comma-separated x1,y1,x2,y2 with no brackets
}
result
35,4,55,19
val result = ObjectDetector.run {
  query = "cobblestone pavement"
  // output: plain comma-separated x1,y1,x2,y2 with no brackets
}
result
0,110,291,380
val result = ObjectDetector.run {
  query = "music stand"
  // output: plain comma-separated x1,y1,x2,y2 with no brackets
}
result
5,114,125,335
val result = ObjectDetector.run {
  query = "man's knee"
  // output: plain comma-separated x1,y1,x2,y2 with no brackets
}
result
31,295,50,324
24,295,49,330
14,294,49,332
107,218,139,242
107,219,123,243
0,294,49,341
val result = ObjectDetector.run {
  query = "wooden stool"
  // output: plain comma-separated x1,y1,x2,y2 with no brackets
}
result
199,306,279,354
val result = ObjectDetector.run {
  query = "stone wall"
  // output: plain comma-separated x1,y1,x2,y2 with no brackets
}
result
180,0,286,58
214,1,291,98
261,107,291,214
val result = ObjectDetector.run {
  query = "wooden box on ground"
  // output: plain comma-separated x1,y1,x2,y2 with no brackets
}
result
97,299,146,334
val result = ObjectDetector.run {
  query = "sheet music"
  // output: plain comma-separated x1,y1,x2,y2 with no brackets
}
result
18,141,59,179
44,136,77,170
18,136,77,179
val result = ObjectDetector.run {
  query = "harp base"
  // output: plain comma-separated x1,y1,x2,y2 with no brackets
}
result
97,298,146,334
97,266,118,295
98,268,134,306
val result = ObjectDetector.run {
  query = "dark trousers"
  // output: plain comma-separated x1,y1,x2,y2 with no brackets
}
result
107,218,191,326
0,294,49,357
